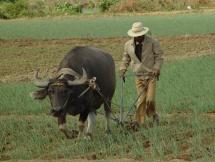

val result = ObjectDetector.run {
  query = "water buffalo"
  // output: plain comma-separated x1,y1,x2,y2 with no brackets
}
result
31,46,116,139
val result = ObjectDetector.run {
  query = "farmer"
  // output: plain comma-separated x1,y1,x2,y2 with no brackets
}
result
119,22,163,125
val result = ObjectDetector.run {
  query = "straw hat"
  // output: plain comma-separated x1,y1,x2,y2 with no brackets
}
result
127,22,149,37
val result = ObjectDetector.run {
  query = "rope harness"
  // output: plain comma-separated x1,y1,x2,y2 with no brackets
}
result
62,77,97,111
54,74,157,126
50,78,96,113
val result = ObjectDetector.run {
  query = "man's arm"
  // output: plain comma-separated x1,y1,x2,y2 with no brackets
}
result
152,40,164,71
119,44,131,73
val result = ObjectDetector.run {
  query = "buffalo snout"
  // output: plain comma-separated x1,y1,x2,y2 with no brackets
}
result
50,107,65,117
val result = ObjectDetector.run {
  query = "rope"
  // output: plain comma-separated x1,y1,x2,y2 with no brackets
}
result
96,112,120,123
95,86,119,122
80,74,157,125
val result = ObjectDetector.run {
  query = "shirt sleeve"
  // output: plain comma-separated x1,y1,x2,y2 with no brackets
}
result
152,40,164,70
119,43,131,71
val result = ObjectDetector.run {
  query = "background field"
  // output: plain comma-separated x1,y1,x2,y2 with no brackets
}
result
0,12,215,39
0,11,215,162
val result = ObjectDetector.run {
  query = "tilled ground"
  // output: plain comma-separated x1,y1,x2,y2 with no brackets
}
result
0,33,215,82
1,158,214,162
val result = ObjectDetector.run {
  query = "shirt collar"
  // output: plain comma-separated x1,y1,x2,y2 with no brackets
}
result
131,36,148,46
135,41,143,45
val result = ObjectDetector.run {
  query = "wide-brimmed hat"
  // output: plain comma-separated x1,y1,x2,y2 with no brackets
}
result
127,22,149,37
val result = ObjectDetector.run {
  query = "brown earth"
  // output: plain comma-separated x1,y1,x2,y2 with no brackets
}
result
0,33,215,83
2,158,215,162
2,158,212,162
0,159,194,162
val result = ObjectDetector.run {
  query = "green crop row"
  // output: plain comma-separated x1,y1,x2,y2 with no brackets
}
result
0,12,215,39
0,55,214,115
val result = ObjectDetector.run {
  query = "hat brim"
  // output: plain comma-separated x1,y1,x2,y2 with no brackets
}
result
127,27,149,37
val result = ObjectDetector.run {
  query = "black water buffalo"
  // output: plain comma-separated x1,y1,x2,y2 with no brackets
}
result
31,46,116,139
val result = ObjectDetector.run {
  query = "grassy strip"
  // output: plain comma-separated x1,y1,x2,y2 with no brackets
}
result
0,55,214,115
0,13,215,39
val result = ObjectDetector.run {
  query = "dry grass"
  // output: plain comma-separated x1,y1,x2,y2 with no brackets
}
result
109,0,211,12
0,34,215,83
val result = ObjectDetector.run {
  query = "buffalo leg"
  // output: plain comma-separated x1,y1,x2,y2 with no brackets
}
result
58,115,75,139
86,111,96,139
104,100,111,133
78,111,88,138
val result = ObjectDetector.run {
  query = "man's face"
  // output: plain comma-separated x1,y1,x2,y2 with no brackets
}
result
134,35,145,43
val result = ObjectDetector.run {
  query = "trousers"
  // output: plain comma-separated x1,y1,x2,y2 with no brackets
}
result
135,78,157,124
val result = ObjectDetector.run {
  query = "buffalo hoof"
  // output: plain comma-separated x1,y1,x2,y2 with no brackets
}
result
78,132,84,139
63,130,79,139
84,133,92,140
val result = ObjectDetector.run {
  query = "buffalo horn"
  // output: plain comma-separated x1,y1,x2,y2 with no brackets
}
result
58,68,81,79
33,69,49,88
67,68,88,86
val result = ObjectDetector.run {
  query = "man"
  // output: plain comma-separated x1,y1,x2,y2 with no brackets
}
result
119,22,163,125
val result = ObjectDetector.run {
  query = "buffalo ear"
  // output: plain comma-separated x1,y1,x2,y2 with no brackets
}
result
30,88,48,100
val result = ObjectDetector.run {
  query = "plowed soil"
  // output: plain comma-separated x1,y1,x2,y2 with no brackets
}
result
0,34,215,83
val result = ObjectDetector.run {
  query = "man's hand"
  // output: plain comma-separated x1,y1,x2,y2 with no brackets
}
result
152,69,160,76
119,69,126,82
152,69,160,80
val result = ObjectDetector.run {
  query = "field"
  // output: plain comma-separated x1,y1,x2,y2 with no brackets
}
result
0,11,215,162
0,12,215,39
